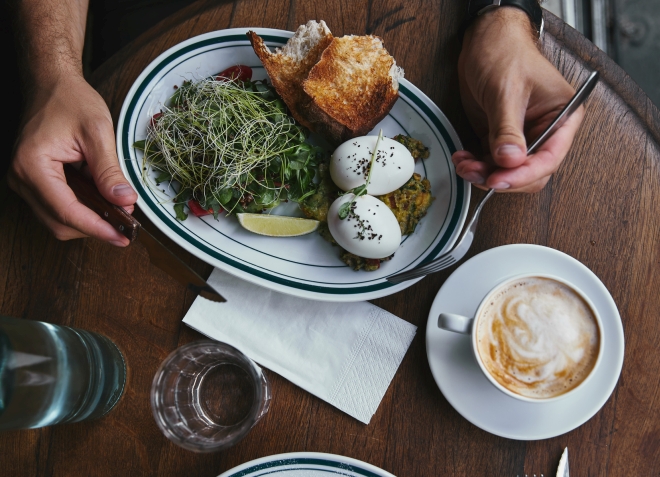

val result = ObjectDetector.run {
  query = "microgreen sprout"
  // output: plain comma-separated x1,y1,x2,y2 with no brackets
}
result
338,129,384,220
134,77,322,218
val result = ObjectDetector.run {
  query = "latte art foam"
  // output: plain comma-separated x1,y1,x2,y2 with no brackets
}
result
476,277,600,399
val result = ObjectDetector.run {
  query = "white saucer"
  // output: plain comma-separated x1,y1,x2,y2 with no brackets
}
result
426,244,624,440
217,452,395,477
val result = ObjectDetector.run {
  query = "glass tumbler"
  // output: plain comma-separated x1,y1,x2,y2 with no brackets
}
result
151,340,270,452
0,315,126,430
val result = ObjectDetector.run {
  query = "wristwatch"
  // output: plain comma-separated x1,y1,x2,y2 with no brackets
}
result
465,0,544,39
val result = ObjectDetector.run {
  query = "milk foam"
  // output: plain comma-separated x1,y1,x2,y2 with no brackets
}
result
476,277,600,399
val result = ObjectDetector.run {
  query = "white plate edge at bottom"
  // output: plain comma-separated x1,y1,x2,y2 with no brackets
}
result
217,451,397,477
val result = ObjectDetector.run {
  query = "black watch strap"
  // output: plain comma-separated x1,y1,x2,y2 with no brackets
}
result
466,0,544,37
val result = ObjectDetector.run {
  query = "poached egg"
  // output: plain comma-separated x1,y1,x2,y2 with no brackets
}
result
329,136,415,195
327,194,401,259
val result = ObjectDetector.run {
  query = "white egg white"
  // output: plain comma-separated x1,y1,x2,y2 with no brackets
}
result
327,194,402,259
329,136,415,195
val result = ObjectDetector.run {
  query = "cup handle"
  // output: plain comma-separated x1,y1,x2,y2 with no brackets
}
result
438,313,474,334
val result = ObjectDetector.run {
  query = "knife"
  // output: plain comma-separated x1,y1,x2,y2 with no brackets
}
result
63,164,225,303
556,447,569,477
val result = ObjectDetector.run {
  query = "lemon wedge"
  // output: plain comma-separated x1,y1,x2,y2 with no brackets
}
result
237,213,320,237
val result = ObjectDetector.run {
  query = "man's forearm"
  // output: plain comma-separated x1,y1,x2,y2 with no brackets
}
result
14,0,88,93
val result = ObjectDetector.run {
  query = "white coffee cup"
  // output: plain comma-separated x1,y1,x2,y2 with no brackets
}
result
438,274,604,403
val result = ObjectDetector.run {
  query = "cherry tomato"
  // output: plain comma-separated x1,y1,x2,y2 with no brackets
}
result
188,200,216,217
215,65,252,82
149,112,163,127
365,259,381,270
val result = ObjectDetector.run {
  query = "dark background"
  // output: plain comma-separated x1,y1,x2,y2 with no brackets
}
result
613,0,660,107
1,1,21,180
0,0,658,180
0,0,196,179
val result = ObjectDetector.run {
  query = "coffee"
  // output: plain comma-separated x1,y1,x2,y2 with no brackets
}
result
475,277,600,399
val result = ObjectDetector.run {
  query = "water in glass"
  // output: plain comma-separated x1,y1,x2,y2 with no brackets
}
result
0,316,126,430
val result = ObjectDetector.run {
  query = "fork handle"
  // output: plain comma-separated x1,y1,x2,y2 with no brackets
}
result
458,188,494,243
386,188,495,284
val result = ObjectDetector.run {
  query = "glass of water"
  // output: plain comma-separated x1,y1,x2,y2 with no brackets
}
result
0,315,126,430
151,340,270,453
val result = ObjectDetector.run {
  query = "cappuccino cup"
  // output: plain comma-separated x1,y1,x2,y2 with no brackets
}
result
438,274,603,402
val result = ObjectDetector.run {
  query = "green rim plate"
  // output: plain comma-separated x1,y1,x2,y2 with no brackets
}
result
117,28,469,301
217,452,396,477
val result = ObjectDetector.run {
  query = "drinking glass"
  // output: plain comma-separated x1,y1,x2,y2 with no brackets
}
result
0,315,126,430
151,340,270,453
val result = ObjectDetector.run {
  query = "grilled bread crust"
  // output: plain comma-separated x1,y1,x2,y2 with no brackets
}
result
247,21,333,131
303,35,401,143
248,22,403,145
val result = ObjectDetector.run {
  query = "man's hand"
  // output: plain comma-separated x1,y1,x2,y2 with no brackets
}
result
8,0,137,245
8,74,137,246
453,7,584,193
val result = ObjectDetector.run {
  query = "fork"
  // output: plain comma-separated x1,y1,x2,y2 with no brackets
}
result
386,187,494,284
386,71,599,284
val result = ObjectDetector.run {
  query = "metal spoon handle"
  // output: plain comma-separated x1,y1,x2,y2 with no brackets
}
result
527,70,599,154
482,70,599,213
385,71,600,284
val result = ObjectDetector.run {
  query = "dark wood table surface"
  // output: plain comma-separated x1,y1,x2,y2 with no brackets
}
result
1,1,659,475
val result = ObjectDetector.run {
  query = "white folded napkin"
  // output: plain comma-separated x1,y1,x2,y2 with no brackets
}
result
183,269,417,424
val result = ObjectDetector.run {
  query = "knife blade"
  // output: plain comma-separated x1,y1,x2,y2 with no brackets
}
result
556,447,569,477
63,164,225,303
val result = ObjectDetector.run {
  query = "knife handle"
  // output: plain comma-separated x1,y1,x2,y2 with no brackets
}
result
63,164,140,242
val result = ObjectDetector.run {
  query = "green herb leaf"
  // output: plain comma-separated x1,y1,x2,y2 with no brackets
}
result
174,203,188,221
174,188,192,204
352,184,367,197
259,188,276,205
141,77,324,216
155,171,172,184
289,159,306,171
338,201,352,220
211,203,222,220
217,188,233,205
133,140,146,150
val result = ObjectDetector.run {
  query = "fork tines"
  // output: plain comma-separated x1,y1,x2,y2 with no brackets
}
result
386,255,457,284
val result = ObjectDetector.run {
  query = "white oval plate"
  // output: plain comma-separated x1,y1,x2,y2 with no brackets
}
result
426,244,625,440
117,28,469,302
217,452,396,477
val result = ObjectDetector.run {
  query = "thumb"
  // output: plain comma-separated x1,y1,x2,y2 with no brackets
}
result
485,89,528,169
83,118,137,207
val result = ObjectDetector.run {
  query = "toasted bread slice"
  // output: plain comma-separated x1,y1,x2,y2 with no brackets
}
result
303,35,403,143
248,23,403,145
247,21,333,130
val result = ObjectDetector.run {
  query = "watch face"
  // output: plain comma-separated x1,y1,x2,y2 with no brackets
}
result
468,0,494,17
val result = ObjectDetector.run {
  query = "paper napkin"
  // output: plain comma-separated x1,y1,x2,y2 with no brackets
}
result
183,269,417,424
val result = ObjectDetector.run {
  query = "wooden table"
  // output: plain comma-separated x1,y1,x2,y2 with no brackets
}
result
1,1,659,475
